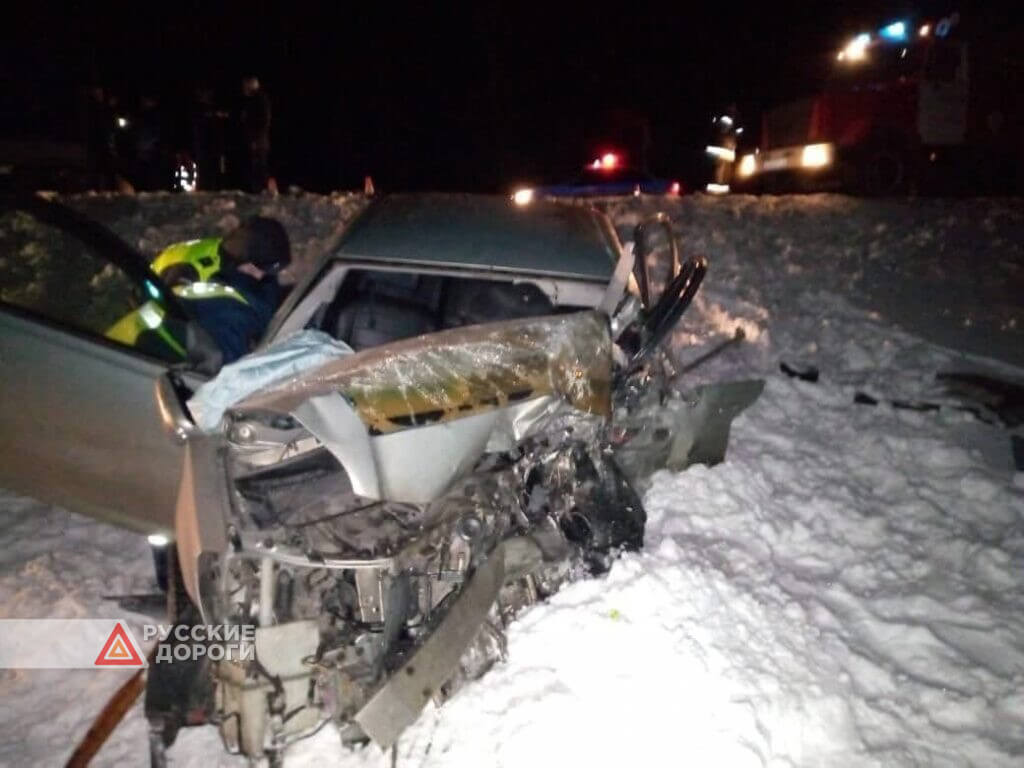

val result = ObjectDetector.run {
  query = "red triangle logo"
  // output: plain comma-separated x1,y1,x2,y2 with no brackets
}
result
94,622,145,667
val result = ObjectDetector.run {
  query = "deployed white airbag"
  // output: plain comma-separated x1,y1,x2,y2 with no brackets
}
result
188,330,353,431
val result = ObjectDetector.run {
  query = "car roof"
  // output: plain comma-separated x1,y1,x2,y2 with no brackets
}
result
333,194,620,281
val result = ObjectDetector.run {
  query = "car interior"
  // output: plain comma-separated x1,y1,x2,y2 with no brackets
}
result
309,269,571,351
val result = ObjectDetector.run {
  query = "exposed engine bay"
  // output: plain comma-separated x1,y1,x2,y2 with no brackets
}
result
160,238,761,763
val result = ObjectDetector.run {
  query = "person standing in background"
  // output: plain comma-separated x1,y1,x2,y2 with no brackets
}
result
240,76,271,192
707,104,742,192
86,86,116,190
191,86,228,190
134,95,166,190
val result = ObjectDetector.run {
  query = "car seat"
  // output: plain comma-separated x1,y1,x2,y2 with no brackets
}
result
334,294,438,350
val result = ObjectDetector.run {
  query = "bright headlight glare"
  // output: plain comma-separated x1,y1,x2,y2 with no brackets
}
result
737,154,757,178
801,143,832,169
705,145,736,162
512,188,535,206
839,33,870,63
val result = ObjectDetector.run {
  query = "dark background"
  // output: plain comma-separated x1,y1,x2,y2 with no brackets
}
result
0,1,1015,192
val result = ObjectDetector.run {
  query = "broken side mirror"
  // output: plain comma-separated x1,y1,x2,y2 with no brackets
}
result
632,213,680,309
622,255,707,374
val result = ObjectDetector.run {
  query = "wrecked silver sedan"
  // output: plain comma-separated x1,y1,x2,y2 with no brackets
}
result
165,195,743,762
1,194,757,763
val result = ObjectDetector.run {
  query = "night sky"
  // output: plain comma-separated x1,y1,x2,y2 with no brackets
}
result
1,1,1015,192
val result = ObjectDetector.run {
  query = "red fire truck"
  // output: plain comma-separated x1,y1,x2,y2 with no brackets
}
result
733,14,1024,194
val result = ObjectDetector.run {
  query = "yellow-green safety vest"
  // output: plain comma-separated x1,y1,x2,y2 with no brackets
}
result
104,281,248,356
150,238,223,283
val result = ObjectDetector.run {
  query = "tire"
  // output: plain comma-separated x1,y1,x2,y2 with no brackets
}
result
152,544,169,594
151,542,192,623
861,142,910,196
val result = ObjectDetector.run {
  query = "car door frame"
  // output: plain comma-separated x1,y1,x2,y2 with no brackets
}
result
0,195,202,534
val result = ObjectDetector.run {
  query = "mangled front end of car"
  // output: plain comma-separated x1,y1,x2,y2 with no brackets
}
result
161,219,767,762
173,311,651,757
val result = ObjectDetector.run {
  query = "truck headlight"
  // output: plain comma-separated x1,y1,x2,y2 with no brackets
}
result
737,154,757,178
801,143,833,169
512,188,535,206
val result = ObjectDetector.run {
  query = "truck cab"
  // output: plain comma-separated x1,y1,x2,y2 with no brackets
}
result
733,15,1023,194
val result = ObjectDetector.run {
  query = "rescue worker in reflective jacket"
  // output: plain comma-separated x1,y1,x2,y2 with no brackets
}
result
150,237,223,286
178,216,293,364
105,217,291,366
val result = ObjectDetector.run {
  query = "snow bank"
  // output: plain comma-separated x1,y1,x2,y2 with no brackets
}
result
600,193,1024,372
67,190,369,279
1,192,1023,767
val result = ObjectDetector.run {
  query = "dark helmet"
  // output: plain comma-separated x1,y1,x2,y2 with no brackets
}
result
219,216,291,274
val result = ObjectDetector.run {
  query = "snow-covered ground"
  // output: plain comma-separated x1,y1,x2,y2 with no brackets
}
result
2,192,1023,767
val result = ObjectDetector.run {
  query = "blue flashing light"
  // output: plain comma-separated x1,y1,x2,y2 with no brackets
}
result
880,21,907,41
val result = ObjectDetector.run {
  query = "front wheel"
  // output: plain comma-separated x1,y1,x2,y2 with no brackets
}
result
859,142,911,196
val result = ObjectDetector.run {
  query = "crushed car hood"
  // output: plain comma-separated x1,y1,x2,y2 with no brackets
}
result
227,312,613,504
234,311,613,432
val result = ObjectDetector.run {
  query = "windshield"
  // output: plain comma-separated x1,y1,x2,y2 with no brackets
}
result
833,43,924,85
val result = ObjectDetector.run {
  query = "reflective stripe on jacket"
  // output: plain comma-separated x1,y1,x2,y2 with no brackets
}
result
105,301,187,358
174,281,249,304
104,281,247,359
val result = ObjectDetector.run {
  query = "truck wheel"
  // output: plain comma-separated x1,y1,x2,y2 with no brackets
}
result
862,144,908,196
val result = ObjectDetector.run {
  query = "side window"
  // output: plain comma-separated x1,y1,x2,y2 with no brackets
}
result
925,42,963,83
0,207,182,361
